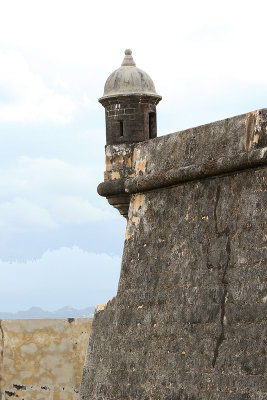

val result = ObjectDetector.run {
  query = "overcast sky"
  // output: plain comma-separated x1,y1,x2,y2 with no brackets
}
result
0,0,266,312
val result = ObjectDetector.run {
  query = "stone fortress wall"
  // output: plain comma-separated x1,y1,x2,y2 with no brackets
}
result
79,109,267,399
2,49,265,400
0,318,92,400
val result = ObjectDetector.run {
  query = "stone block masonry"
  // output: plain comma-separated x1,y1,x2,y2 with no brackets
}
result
0,318,92,400
102,96,159,145
80,109,267,399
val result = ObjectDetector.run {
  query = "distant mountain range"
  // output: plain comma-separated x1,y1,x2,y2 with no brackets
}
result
0,306,95,320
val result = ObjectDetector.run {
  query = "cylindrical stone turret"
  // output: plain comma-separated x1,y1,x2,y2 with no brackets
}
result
99,49,162,145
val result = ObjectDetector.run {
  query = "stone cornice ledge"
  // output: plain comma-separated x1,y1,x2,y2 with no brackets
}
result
126,147,267,193
98,147,267,197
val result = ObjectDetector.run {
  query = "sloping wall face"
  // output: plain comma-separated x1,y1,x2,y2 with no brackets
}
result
80,109,267,399
0,318,92,400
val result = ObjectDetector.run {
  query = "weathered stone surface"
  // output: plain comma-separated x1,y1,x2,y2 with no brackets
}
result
100,49,160,99
0,318,92,400
100,96,160,146
99,108,267,195
99,50,161,147
98,109,267,218
80,109,267,399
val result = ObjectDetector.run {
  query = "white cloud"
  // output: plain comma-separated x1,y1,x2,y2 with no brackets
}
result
5,156,101,196
0,246,121,312
0,198,58,232
0,50,76,123
50,196,113,224
82,93,93,109
0,156,115,232
0,0,266,129
0,0,266,311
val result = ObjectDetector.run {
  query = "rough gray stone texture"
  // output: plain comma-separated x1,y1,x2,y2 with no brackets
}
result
126,109,267,193
100,49,160,99
99,95,160,145
80,109,267,399
99,50,161,146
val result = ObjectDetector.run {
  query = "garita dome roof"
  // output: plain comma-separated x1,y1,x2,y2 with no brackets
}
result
99,49,161,101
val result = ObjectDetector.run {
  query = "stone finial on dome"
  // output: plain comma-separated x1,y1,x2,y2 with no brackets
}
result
121,49,136,67
100,49,161,100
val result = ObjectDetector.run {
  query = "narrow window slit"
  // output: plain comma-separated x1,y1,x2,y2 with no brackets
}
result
149,112,156,139
119,121,124,137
